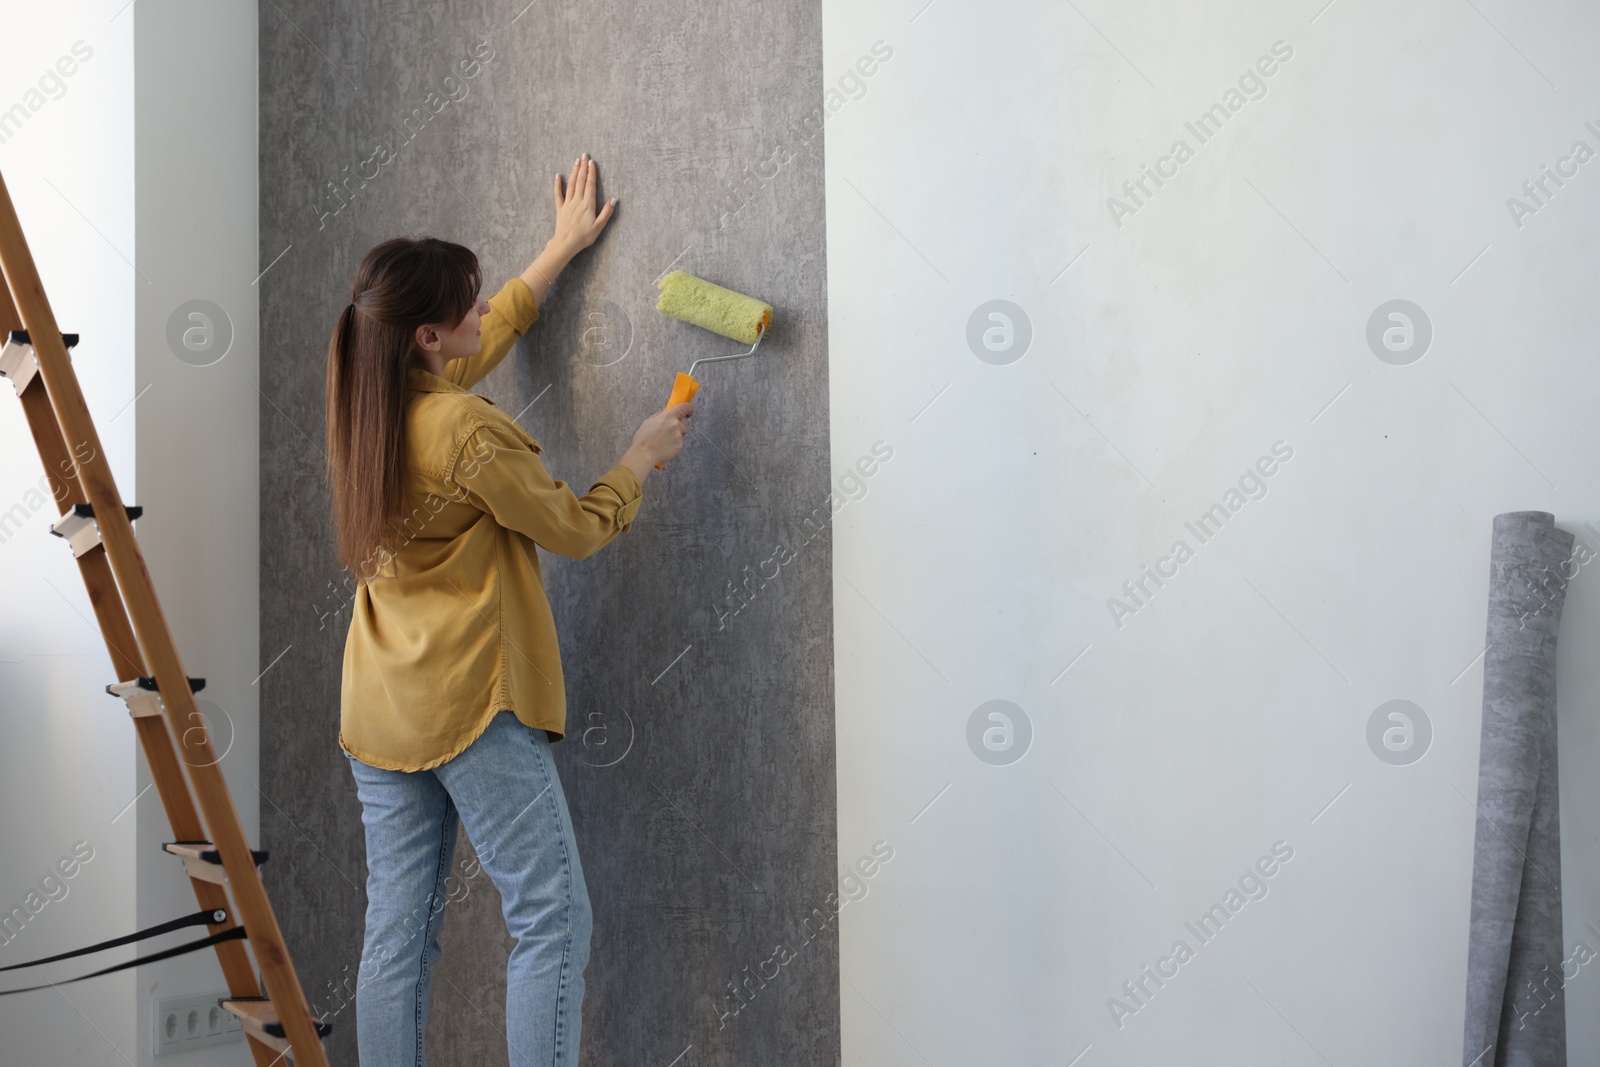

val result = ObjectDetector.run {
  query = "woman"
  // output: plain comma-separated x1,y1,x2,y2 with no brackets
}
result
324,153,690,1066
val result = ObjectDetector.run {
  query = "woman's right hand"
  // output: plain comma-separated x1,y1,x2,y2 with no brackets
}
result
621,401,694,478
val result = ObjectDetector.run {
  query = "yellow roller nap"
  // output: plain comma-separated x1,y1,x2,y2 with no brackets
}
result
656,270,772,345
652,271,774,468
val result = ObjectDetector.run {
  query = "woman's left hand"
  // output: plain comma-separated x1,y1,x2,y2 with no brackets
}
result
550,153,616,259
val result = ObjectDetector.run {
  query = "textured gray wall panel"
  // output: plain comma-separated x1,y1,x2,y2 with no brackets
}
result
259,4,835,1064
1462,511,1573,1067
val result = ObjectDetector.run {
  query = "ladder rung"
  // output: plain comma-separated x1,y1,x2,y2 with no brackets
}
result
105,675,206,718
105,679,162,719
50,501,144,557
0,335,38,396
218,998,332,1052
7,329,79,349
163,841,269,885
0,330,76,398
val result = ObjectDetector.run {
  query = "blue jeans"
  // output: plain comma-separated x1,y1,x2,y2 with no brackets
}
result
345,710,592,1067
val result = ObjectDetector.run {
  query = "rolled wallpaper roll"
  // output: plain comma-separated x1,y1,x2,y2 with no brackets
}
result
1462,511,1574,1067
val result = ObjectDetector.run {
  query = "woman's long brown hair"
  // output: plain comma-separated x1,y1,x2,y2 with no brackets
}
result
324,236,482,580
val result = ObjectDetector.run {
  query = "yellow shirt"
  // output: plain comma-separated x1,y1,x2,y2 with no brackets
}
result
338,277,643,771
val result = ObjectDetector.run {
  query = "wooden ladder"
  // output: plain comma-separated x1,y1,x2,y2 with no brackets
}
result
0,168,331,1064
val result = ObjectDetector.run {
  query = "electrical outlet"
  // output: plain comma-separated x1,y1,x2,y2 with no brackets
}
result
153,991,243,1056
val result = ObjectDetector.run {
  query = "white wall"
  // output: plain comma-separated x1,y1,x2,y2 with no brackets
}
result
0,5,139,1062
826,1,1600,1064
0,2,258,1064
132,2,259,1065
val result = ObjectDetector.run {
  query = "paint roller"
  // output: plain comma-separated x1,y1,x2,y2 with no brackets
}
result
652,270,774,469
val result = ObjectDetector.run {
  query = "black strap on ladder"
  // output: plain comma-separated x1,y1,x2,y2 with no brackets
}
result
0,907,226,973
0,927,247,997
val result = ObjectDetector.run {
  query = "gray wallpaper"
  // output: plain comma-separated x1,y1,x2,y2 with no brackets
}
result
258,3,835,1064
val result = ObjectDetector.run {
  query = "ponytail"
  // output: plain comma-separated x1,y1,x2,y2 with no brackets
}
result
324,237,481,579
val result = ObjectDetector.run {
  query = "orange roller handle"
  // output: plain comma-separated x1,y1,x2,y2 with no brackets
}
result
655,372,700,469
